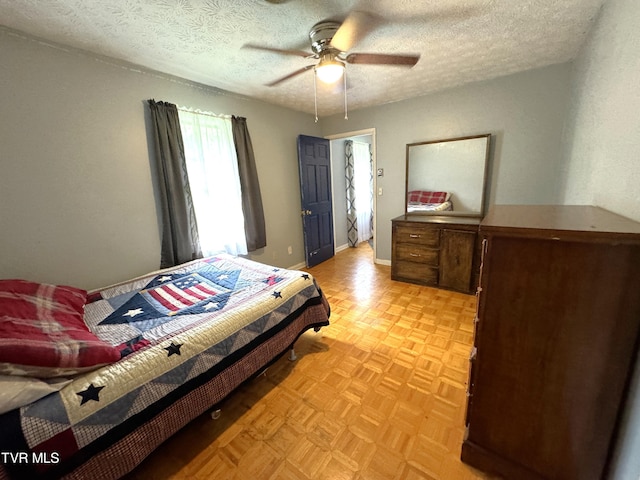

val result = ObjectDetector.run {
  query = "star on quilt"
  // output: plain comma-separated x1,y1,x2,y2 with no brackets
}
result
157,275,172,283
301,274,310,280
203,302,219,311
272,291,282,299
124,308,144,317
164,342,183,357
217,274,229,281
77,383,105,405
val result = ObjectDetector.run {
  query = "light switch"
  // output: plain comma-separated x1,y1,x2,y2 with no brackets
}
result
378,187,383,196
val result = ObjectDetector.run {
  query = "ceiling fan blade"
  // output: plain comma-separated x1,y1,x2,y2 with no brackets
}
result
345,53,420,67
330,10,381,53
266,64,315,87
243,44,312,58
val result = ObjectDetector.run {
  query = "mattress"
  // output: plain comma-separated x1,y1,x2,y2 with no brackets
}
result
0,254,330,479
407,200,454,212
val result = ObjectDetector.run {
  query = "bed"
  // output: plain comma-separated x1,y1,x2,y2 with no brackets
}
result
0,254,330,479
406,190,453,213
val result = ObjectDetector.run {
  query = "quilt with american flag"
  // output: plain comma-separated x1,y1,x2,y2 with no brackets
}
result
0,254,330,479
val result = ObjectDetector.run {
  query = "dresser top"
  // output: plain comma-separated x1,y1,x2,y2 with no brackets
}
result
481,205,640,240
392,214,481,226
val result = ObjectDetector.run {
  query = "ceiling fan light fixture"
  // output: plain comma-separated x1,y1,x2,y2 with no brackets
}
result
315,58,345,84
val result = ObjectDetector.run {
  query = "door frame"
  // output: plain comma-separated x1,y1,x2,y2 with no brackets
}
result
325,127,378,263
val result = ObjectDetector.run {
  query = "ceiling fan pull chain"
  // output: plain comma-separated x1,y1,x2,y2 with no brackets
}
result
344,69,348,120
313,69,319,123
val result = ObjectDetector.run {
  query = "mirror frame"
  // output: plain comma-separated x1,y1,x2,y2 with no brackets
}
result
405,133,491,218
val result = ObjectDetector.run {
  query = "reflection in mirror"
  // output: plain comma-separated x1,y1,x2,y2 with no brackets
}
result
405,134,490,216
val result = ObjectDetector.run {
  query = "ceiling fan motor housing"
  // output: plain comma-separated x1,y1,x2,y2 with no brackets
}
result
309,21,341,54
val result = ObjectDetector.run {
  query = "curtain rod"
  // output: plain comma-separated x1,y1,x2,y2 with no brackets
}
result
177,106,232,119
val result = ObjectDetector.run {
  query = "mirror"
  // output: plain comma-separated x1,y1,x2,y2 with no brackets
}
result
405,134,491,217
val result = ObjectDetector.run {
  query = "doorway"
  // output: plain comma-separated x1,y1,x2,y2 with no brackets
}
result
327,128,377,263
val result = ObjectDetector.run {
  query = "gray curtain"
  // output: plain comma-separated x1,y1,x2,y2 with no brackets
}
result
147,100,202,268
231,116,266,251
345,140,358,247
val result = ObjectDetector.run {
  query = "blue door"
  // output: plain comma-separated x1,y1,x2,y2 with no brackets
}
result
297,135,334,267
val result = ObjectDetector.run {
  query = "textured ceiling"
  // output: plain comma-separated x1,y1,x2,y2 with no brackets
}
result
0,0,605,117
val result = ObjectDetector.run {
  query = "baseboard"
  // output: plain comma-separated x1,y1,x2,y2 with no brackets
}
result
287,261,307,270
335,243,349,253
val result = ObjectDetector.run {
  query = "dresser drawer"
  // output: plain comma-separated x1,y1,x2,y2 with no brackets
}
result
393,261,438,284
395,224,440,246
395,244,439,265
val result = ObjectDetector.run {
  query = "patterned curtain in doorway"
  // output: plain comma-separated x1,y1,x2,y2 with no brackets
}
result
345,140,358,247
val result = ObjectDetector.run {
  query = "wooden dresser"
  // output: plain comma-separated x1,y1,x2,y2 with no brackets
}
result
391,215,481,294
462,205,640,480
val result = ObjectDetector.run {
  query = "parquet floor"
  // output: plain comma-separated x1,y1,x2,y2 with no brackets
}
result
127,245,492,480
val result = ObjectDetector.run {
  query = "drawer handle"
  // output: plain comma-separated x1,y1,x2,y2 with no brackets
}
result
409,253,421,257
409,234,421,238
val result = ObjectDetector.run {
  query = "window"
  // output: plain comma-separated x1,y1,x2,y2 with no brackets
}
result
177,110,248,256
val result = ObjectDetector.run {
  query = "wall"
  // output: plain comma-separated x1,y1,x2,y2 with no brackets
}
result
561,0,640,478
321,63,573,262
561,0,640,222
0,27,577,283
329,138,349,249
0,27,321,290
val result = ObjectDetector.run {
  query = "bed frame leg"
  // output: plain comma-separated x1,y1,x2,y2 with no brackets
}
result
288,348,297,361
210,409,221,420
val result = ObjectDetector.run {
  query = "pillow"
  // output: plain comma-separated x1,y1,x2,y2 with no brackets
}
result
0,280,121,378
407,190,449,204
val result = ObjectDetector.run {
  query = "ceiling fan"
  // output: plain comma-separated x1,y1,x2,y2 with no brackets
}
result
243,10,420,88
